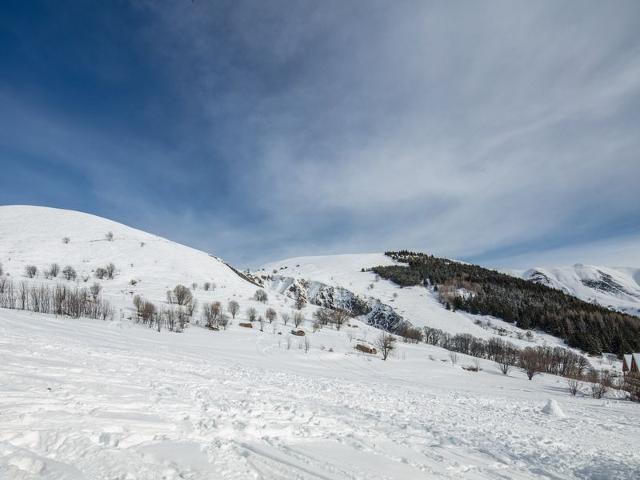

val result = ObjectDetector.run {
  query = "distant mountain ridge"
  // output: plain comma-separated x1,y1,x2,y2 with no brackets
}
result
519,264,640,317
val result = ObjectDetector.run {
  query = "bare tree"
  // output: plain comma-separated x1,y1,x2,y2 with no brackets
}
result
496,347,518,375
567,376,580,396
519,347,543,380
246,307,258,322
332,310,350,330
376,332,396,361
449,351,458,365
62,236,70,244
89,282,102,300
227,300,240,319
105,263,116,279
95,268,108,280
172,285,193,306
203,282,211,291
49,263,60,278
265,307,277,323
62,266,77,281
589,369,611,399
293,311,304,328
258,315,264,332
281,311,290,325
25,265,37,278
254,289,268,303
105,231,114,241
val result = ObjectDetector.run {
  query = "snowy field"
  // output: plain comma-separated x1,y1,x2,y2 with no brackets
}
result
1,309,639,480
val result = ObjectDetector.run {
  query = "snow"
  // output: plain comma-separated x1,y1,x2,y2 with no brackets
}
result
2,207,640,478
1,309,639,479
517,264,640,317
261,254,571,349
541,399,565,417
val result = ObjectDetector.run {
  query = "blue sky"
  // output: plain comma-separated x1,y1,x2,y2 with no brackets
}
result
1,1,639,268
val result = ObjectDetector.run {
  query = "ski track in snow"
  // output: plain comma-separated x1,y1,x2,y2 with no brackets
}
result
1,311,639,480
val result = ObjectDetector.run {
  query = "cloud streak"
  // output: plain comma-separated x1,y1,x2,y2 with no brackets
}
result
1,0,639,267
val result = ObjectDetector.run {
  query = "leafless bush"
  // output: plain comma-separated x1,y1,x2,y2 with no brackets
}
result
589,369,611,399
0,279,112,320
49,263,60,278
202,301,223,329
519,347,544,380
449,351,458,365
90,282,102,300
95,267,108,280
105,231,114,241
203,282,211,291
567,376,580,396
25,265,37,278
105,263,116,279
171,285,193,306
265,307,277,323
254,289,268,303
246,307,257,322
376,333,396,361
228,300,239,319
62,266,77,280
191,282,198,290
62,236,70,244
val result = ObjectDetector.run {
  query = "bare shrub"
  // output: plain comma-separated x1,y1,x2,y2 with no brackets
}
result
105,231,114,241
172,285,193,306
203,282,211,291
25,265,37,278
202,301,223,329
254,289,268,303
49,263,60,278
589,369,611,399
567,376,580,396
90,282,102,300
95,268,108,280
265,307,277,323
191,282,198,290
62,237,70,244
62,266,77,281
105,263,116,279
376,333,396,361
519,347,543,380
449,351,458,365
246,307,258,322
293,311,304,328
227,300,240,319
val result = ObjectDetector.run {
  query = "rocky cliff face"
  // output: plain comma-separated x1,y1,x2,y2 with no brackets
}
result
265,275,405,332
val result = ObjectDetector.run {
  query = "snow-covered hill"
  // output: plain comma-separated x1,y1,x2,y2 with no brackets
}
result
519,264,640,317
259,254,571,350
2,207,640,478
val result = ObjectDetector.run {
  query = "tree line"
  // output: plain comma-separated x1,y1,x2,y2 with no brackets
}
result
371,251,640,355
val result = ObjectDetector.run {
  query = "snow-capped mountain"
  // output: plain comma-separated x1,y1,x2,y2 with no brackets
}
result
520,264,640,317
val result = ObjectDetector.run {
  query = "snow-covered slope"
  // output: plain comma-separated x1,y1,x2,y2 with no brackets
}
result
2,207,640,478
519,264,640,317
2,308,640,479
0,205,273,315
260,254,569,349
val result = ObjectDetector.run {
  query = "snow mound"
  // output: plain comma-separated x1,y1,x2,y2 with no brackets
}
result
542,399,565,417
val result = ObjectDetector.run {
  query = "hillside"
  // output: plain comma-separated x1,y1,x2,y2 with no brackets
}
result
1,207,640,478
519,264,640,317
